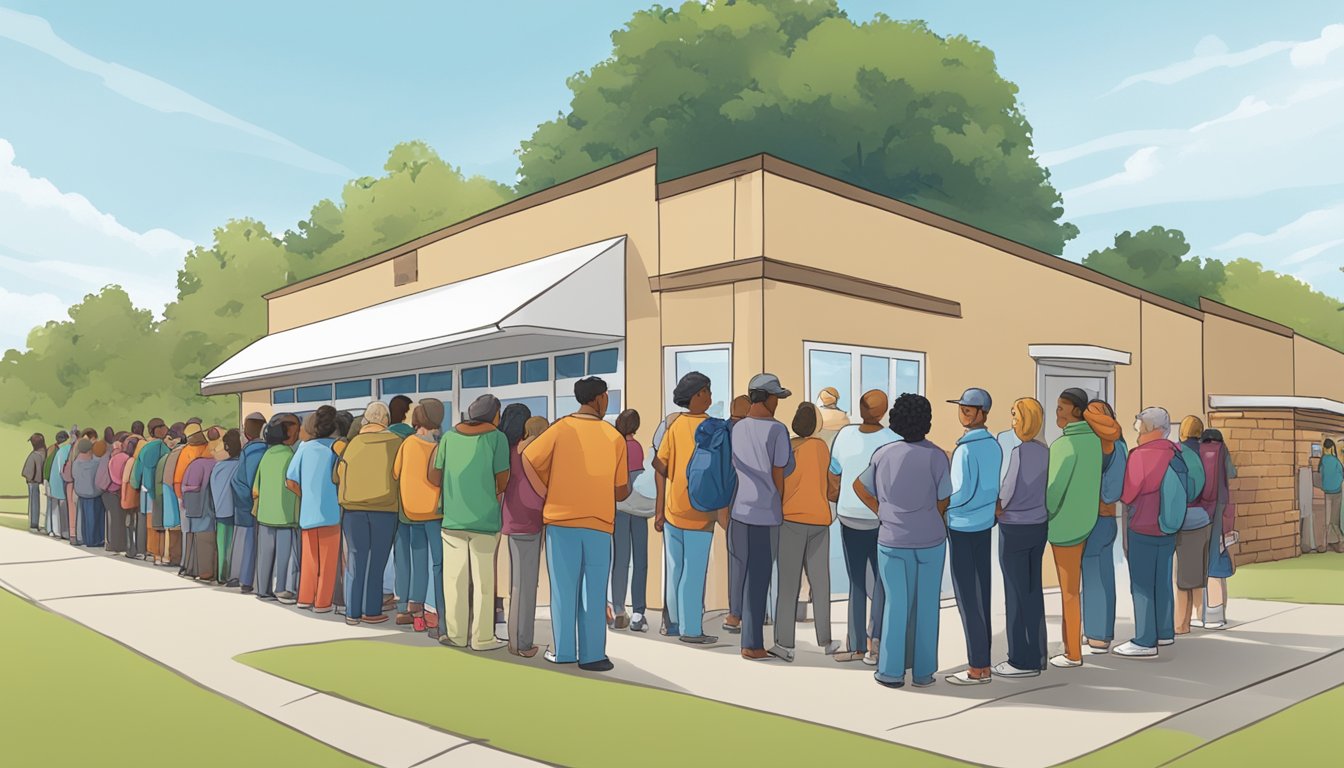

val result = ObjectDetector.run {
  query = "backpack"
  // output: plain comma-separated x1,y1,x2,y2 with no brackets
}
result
686,418,737,512
1158,446,1188,535
1177,444,1205,504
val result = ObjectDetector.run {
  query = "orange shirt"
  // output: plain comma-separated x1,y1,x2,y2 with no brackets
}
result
392,434,442,521
655,413,717,532
783,437,832,526
174,443,211,498
522,415,628,533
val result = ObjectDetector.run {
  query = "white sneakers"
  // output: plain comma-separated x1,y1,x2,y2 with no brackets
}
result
1112,641,1158,658
1157,638,1175,647
1049,654,1082,668
992,661,1040,678
946,670,992,686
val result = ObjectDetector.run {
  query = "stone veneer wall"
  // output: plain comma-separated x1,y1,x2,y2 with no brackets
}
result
1208,410,1300,565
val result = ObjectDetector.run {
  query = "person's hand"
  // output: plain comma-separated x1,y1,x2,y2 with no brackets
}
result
995,502,1004,519
654,512,665,533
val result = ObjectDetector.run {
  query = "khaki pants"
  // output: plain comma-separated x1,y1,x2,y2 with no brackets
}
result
442,529,500,649
1325,493,1343,552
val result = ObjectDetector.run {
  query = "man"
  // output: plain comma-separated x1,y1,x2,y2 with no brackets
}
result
131,419,169,559
523,376,630,672
242,412,267,446
335,403,401,624
254,414,301,603
730,373,795,661
944,388,1001,685
652,371,719,645
1115,407,1181,658
1045,387,1102,669
816,387,850,435
722,393,752,633
230,415,269,592
428,395,509,651
158,426,189,566
827,390,899,663
22,433,46,531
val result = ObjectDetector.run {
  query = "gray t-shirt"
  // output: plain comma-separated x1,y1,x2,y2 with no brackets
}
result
73,457,101,499
860,439,951,549
998,440,1048,525
730,417,795,526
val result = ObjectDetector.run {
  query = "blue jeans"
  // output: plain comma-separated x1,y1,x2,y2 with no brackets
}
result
735,521,778,651
948,527,993,668
343,511,399,620
877,542,945,684
664,523,713,636
395,520,444,615
1082,516,1118,643
546,526,612,664
840,523,885,652
999,523,1047,670
611,512,649,616
1128,531,1176,648
79,496,105,548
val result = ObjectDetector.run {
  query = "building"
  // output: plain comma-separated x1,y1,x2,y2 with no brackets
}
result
202,150,1344,608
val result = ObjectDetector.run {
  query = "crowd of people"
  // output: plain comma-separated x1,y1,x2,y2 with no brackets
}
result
15,370,1241,687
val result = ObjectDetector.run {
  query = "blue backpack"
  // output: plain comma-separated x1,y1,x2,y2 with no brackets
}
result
686,418,737,512
1159,447,1188,535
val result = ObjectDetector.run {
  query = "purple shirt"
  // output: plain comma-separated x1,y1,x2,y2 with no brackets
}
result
729,417,795,526
501,447,544,535
860,439,952,549
998,440,1048,525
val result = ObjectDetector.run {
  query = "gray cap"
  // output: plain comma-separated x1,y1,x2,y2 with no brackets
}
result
245,412,266,423
948,387,992,411
747,373,792,399
465,394,501,424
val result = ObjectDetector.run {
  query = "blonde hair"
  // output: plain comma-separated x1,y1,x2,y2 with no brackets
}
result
362,402,391,427
1179,415,1205,442
1011,398,1044,443
524,417,549,440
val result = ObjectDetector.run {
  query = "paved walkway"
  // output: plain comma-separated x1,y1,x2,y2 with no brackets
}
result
0,528,540,768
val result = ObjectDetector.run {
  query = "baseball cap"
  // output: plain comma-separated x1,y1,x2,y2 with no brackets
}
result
747,373,792,399
245,412,266,423
948,387,992,411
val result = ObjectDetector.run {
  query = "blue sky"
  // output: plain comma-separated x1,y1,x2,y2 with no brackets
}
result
2,1,1342,352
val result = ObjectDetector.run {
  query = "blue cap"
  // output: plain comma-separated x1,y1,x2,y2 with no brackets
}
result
948,388,992,411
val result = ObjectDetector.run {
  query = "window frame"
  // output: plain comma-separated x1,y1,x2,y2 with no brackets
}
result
802,341,926,425
662,343,733,420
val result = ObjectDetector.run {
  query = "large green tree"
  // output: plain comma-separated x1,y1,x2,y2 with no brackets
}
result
517,0,1077,253
1082,226,1226,308
1219,259,1344,351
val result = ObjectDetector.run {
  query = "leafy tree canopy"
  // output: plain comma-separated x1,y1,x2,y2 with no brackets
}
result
1081,226,1226,308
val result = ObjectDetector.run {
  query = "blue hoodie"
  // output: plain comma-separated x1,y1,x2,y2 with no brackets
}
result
1100,439,1128,506
947,428,1002,532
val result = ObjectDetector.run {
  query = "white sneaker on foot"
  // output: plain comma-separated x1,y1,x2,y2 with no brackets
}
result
1189,619,1205,629
1202,621,1227,630
1049,654,1082,668
946,670,991,685
1086,643,1111,655
1157,638,1175,647
992,661,1040,678
1112,641,1157,657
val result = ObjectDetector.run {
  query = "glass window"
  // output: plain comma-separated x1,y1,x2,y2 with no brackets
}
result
521,358,549,383
555,353,585,380
334,380,371,400
860,356,889,398
272,389,295,405
554,392,578,418
419,370,453,393
673,348,731,419
500,396,549,421
462,366,488,389
588,348,619,375
491,362,519,387
380,375,417,396
896,360,921,397
296,384,332,403
808,350,853,414
606,389,622,416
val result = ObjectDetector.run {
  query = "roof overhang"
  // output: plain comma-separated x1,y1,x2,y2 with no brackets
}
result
1208,395,1344,417
1029,344,1132,366
201,236,626,396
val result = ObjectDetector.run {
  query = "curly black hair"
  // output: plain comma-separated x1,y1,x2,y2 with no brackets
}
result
312,405,339,440
889,393,932,442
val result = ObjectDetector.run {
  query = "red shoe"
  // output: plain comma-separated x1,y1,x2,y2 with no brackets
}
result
413,616,427,632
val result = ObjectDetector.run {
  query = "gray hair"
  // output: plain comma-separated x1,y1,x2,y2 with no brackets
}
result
1136,406,1171,437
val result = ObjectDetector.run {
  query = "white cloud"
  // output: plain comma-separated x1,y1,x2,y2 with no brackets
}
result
1062,146,1162,198
1109,34,1295,92
0,283,67,352
1190,96,1272,132
0,6,350,177
1210,202,1344,293
1291,23,1344,68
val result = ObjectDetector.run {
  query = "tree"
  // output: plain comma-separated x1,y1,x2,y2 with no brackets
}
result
517,0,1077,253
1082,226,1226,308
1219,259,1344,352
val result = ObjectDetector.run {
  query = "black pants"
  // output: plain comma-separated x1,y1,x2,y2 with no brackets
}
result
727,519,744,619
840,524,884,653
734,521,777,651
999,522,1048,671
949,527,993,669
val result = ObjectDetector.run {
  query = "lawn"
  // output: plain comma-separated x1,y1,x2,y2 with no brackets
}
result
0,588,371,766
1231,552,1344,604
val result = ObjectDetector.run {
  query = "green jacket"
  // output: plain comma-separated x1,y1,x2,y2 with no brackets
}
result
1045,420,1103,546
253,444,298,527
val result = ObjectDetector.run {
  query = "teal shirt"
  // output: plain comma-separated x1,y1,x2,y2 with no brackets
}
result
1322,455,1343,495
1045,421,1103,547
434,429,509,534
48,444,71,499
388,423,415,439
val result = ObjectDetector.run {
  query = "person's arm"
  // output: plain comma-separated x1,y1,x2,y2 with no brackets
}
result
427,440,443,488
614,434,631,502
826,445,844,503
653,428,673,532
284,448,303,499
1045,439,1076,520
947,444,977,510
771,423,791,497
252,465,262,501
1120,450,1143,506
853,462,879,514
998,446,1021,517
493,433,511,498
521,430,554,498
522,452,547,497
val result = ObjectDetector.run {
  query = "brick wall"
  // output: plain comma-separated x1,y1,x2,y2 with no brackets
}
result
1208,410,1301,564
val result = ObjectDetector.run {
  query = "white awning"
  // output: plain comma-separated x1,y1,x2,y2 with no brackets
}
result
1209,395,1344,417
1028,344,1132,366
201,236,626,396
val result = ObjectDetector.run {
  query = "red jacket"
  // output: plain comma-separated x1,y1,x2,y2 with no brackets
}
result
1122,439,1180,537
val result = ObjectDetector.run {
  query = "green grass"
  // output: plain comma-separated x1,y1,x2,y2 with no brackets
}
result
0,588,371,766
1231,552,1344,604
1169,683,1344,766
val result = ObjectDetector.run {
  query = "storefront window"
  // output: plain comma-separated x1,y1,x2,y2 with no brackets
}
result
501,395,549,420
380,374,416,396
589,348,619,375
521,358,549,383
334,380,371,400
860,355,889,400
296,383,332,403
462,366,488,389
555,353,585,380
808,349,853,414
665,345,732,419
491,362,519,387
418,370,452,393
272,389,295,405
805,342,925,423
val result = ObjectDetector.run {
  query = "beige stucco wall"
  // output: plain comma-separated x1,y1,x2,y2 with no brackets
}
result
1140,300,1205,422
1294,335,1344,401
658,182,736,274
239,390,271,424
1202,315,1294,397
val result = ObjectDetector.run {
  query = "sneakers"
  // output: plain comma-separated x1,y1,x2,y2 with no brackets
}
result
630,615,649,633
1189,619,1205,629
834,651,865,663
611,613,630,630
874,673,905,689
296,602,313,610
911,677,937,688
767,645,795,662
822,640,841,655
276,592,297,605
946,670,992,686
1112,641,1158,658
741,648,770,661
1086,643,1112,655
862,651,878,666
544,650,562,664
992,661,1040,678
313,605,334,614
1049,654,1082,668
579,658,615,672
395,612,415,626
1157,638,1175,647
1202,621,1228,630
680,634,718,645
722,615,742,634
224,579,240,588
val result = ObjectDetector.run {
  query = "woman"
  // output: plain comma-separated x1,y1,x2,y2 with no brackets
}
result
392,399,447,632
1082,400,1126,654
335,403,401,625
1174,415,1210,635
502,415,547,657
1198,429,1238,629
774,402,836,661
72,439,105,548
101,433,129,553
610,409,653,632
180,428,221,581
208,431,242,583
855,394,952,689
288,407,343,612
993,398,1050,678
119,436,142,558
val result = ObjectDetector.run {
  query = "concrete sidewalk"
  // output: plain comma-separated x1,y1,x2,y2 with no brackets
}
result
0,529,540,768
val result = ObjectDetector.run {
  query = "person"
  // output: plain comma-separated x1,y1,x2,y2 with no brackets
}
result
610,409,652,633
1114,406,1182,658
230,416,268,592
1198,429,1238,629
208,430,242,584
730,373,795,661
855,393,951,689
254,413,300,603
816,386,851,435
99,433,127,552
772,402,837,662
1172,416,1210,636
72,439,105,548
336,402,401,625
132,419,169,559
44,431,68,538
503,416,548,656
181,428,221,581
1318,438,1343,554
993,398,1049,678
21,433,45,532
286,407,342,612
943,388,1001,685
390,399,447,633
721,393,752,633
427,395,509,650
1045,387,1102,669
522,376,630,672
118,436,142,558
387,395,416,439
175,423,215,578
62,426,82,543
1082,400,1126,654
827,390,899,663
159,426,188,566
653,371,719,643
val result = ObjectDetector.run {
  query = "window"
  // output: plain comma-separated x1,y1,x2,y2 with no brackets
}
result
588,348,619,375
664,344,732,419
272,389,295,405
555,353,585,380
334,380,371,400
462,366,488,389
501,396,549,420
491,362,519,387
393,251,418,287
380,375,417,396
860,356,889,403
418,370,453,393
296,383,333,403
606,389,622,416
895,360,921,397
808,349,853,414
804,342,925,424
521,358,549,383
